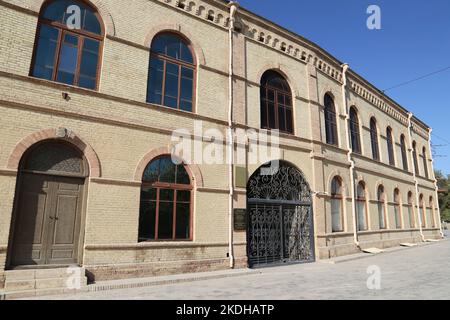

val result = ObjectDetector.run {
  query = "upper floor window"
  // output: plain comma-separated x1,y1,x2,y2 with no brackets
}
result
413,141,420,175
349,107,361,154
138,156,192,241
324,94,338,146
422,147,429,179
31,0,104,90
260,70,293,134
400,135,409,171
407,191,415,228
330,176,343,232
370,117,380,161
147,33,196,112
386,127,395,166
377,185,386,229
356,182,367,231
419,194,425,228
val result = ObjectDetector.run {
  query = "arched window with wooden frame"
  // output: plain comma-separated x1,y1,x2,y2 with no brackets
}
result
393,188,402,229
349,107,361,154
429,196,436,228
377,185,387,229
407,191,415,228
147,32,196,112
138,155,193,241
330,176,344,232
324,94,338,146
30,0,104,90
400,135,409,171
413,141,420,176
422,147,429,179
356,181,368,231
419,194,426,228
386,127,395,166
260,70,294,134
370,117,380,161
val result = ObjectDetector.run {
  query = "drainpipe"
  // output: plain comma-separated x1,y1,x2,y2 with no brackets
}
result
408,113,425,241
427,128,445,238
341,64,360,248
227,0,239,269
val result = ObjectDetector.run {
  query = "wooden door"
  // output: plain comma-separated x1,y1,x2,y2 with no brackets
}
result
11,173,84,267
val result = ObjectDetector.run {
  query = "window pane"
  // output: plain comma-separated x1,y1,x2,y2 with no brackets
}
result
56,33,79,85
159,157,176,183
138,201,156,240
261,100,268,128
181,43,194,64
79,38,99,89
164,62,179,108
143,159,160,183
176,203,190,239
268,102,275,129
180,68,193,110
166,35,181,60
141,187,157,201
177,190,190,202
176,165,190,185
33,25,59,80
331,199,342,232
158,202,174,239
83,8,102,35
278,106,286,132
285,109,293,133
357,202,366,231
378,203,386,229
160,189,174,201
147,58,164,104
42,0,67,22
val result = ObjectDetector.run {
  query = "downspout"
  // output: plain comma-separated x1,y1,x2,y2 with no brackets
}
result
227,0,239,269
408,113,425,241
427,128,445,238
341,64,360,248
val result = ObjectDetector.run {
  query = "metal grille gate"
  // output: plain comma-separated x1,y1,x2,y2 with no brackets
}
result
246,161,315,268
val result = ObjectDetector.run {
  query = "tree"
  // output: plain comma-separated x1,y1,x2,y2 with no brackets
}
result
435,170,450,222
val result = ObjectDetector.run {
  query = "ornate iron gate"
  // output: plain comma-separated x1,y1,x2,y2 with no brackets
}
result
247,161,314,267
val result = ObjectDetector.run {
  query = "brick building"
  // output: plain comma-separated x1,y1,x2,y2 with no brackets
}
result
0,0,443,293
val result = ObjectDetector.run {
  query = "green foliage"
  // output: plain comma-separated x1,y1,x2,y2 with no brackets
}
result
435,170,450,222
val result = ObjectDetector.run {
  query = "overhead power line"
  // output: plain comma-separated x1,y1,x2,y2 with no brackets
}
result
382,65,450,92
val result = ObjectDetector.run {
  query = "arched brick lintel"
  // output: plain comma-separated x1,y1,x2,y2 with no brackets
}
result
134,146,204,188
29,0,116,36
7,128,102,178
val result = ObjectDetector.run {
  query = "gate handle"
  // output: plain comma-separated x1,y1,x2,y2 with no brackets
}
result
49,216,59,220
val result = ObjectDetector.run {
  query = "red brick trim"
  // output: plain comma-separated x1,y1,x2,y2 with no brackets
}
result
7,128,101,178
134,146,204,188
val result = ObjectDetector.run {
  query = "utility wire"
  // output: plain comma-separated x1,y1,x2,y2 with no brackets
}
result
382,65,450,92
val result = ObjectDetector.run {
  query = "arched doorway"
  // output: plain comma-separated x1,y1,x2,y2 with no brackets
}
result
9,141,88,267
247,161,314,267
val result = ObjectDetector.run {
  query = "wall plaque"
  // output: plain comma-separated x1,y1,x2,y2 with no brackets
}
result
234,209,246,231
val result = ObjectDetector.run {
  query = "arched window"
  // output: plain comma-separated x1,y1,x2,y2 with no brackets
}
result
407,191,415,228
370,118,380,161
356,182,367,231
413,141,420,175
400,135,409,171
260,70,293,134
377,185,386,229
393,189,402,229
147,33,196,112
324,94,338,145
386,127,395,166
349,107,361,154
429,196,436,228
419,194,425,228
330,176,343,232
422,147,429,179
138,156,192,241
31,0,104,89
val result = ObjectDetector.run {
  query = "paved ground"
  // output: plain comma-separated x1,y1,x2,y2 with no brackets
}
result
30,234,450,300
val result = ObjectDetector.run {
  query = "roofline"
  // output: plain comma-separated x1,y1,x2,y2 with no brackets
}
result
215,0,431,130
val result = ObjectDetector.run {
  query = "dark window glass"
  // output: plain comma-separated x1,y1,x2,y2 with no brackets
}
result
370,118,380,160
260,71,293,134
147,33,195,111
387,128,395,166
422,148,429,179
377,186,386,229
401,135,409,171
139,156,192,241
324,94,338,145
31,0,103,89
349,107,361,153
413,142,420,175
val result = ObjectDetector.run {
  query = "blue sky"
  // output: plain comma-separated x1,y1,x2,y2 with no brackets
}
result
238,0,450,175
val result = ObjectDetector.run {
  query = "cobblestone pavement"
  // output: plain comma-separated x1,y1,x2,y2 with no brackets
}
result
31,237,450,300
